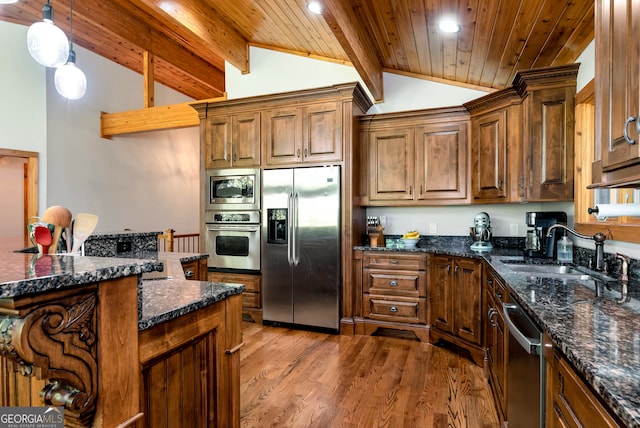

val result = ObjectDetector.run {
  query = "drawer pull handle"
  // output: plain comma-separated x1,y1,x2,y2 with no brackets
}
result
495,291,503,299
389,260,399,264
487,278,493,285
184,269,194,278
389,306,398,313
389,280,398,286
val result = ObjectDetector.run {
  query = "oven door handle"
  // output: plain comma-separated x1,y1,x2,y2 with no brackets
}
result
206,225,260,233
503,303,541,355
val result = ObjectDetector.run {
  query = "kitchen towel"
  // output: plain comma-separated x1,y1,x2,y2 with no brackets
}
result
592,204,640,220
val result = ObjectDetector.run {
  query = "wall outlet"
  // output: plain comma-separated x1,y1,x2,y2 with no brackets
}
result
510,224,519,236
116,241,132,253
428,223,438,234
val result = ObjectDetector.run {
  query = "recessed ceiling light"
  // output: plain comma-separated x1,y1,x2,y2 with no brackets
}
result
307,1,322,15
439,19,461,33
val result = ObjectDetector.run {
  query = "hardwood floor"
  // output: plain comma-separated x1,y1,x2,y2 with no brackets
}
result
240,322,499,428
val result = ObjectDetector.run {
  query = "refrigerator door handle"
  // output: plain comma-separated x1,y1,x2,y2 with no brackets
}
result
287,192,294,266
293,192,299,266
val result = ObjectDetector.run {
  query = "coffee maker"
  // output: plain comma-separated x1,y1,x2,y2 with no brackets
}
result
524,211,567,258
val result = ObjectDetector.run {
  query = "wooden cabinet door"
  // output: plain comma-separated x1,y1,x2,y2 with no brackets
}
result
415,122,468,201
232,112,261,167
598,0,640,171
303,102,342,163
546,348,619,428
525,87,574,201
453,258,482,345
429,256,453,333
368,128,415,201
471,110,508,201
263,108,303,165
204,115,233,168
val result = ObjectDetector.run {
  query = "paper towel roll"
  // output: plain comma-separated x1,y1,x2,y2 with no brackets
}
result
592,204,640,219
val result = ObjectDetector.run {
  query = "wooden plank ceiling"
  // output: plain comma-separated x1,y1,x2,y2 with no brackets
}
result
0,0,594,102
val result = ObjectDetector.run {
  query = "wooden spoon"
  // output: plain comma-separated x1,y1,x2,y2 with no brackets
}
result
34,225,52,254
42,206,72,254
71,213,99,254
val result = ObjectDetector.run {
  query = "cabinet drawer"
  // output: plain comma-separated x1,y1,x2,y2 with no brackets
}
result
364,296,426,324
485,269,507,304
242,292,261,309
365,270,426,297
363,253,427,270
208,272,261,293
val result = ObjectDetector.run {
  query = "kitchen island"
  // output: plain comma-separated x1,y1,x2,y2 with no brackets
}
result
0,250,244,427
354,242,640,427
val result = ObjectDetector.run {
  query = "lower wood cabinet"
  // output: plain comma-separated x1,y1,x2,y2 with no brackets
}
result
429,255,484,365
139,294,243,428
208,271,262,323
356,251,429,341
180,258,208,280
544,335,620,428
484,266,509,424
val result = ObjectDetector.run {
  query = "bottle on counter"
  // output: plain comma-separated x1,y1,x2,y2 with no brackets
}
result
556,233,573,263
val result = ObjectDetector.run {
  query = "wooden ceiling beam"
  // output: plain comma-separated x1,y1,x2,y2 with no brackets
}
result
0,0,226,99
320,0,383,102
117,0,249,74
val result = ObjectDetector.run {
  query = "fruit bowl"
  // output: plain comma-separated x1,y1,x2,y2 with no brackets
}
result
401,238,419,249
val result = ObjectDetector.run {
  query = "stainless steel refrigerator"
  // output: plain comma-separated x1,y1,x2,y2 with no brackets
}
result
262,166,340,331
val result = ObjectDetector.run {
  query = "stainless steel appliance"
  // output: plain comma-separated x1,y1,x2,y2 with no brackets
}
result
206,168,260,211
262,166,341,331
524,211,567,258
205,210,261,272
503,297,545,428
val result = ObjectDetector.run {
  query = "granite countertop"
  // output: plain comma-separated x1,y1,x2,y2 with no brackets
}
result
0,251,244,333
357,243,640,427
137,252,245,330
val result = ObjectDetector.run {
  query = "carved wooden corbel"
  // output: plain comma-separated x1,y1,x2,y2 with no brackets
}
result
0,293,98,427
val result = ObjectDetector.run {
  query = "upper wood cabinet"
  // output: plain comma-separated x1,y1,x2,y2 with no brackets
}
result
468,96,520,202
465,64,578,203
592,0,640,185
361,107,470,206
263,102,343,166
203,112,261,168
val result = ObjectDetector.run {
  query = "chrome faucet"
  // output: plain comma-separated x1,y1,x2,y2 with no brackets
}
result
546,224,607,271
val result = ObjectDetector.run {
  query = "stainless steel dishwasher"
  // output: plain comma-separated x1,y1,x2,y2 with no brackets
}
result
503,297,545,428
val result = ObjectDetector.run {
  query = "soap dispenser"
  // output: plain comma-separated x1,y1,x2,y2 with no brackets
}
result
556,232,573,263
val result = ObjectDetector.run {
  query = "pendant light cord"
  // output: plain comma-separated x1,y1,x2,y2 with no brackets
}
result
69,0,73,50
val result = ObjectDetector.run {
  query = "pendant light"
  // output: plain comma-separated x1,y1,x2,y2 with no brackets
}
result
54,0,86,100
27,1,69,68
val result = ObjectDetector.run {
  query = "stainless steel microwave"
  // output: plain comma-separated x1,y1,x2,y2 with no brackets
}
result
206,168,261,211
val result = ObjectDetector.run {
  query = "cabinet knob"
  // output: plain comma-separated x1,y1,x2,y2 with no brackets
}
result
389,280,398,286
624,116,637,145
184,269,194,278
389,306,398,313
495,290,503,300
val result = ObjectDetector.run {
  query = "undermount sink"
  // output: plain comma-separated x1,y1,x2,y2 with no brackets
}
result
501,260,600,281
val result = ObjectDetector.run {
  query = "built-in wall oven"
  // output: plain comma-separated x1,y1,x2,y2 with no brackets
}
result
205,210,261,272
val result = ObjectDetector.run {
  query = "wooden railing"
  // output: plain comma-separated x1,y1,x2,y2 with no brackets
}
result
158,229,200,253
